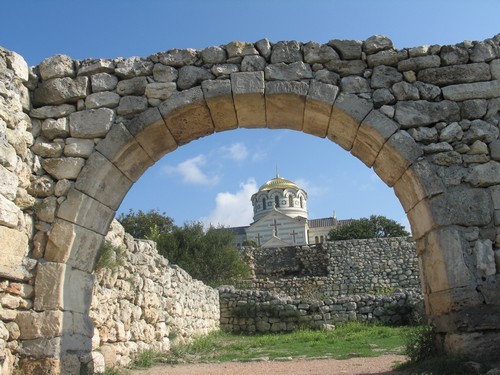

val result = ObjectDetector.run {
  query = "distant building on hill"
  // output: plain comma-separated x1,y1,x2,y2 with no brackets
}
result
230,174,351,248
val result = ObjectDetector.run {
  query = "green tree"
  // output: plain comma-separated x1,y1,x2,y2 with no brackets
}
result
328,215,410,241
117,210,249,287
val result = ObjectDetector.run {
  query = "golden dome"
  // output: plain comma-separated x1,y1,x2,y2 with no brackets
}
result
258,174,300,192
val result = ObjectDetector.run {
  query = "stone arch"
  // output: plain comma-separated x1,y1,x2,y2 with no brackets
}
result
1,34,499,372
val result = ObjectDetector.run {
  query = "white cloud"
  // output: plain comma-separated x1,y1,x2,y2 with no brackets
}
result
295,178,327,196
163,155,219,186
200,178,257,227
220,142,249,161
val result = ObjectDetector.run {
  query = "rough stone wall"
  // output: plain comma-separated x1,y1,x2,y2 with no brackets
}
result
219,286,423,333
0,47,36,374
90,220,220,369
241,237,420,299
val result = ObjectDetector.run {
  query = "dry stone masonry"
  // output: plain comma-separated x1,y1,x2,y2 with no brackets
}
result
90,220,219,370
240,237,420,298
0,33,499,373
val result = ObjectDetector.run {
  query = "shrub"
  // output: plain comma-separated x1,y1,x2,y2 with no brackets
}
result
404,325,436,362
96,241,124,271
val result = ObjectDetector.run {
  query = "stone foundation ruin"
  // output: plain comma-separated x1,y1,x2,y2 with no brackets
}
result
0,32,500,373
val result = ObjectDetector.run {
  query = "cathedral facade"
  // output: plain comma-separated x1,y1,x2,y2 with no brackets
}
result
232,174,350,248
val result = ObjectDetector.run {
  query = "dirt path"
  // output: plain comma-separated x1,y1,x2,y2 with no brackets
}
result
128,354,407,374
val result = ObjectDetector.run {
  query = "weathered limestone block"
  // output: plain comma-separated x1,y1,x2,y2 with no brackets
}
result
0,165,18,200
303,80,338,137
95,122,154,181
155,48,198,67
414,81,441,101
394,159,445,212
0,141,17,171
491,59,500,80
407,126,438,144
45,218,104,273
270,41,302,63
328,39,362,60
440,45,469,66
64,138,94,158
303,42,339,64
69,108,114,138
177,66,214,90
201,46,227,64
490,140,500,161
341,76,370,93
125,107,177,161
42,157,85,180
211,64,239,77
439,122,463,143
0,194,20,228
39,54,75,80
231,71,266,127
314,69,340,85
241,55,267,72
28,175,55,198
201,80,238,132
373,88,395,107
327,93,373,151
35,196,57,223
397,55,441,72
352,110,399,167
116,96,148,117
418,63,491,86
33,76,89,106
145,82,176,101
466,161,500,187
474,239,496,277
462,119,499,143
394,100,460,128
371,65,403,89
116,77,147,96
16,310,67,339
0,227,29,280
159,87,214,144
41,117,69,140
363,35,393,55
265,81,308,130
264,61,313,81
30,104,76,119
392,81,419,101
374,130,423,187
31,137,64,157
152,63,178,82
90,73,118,92
77,59,115,76
442,80,500,101
470,41,497,63
5,51,29,82
115,57,153,78
57,188,114,235
461,99,488,119
74,152,132,210
324,59,367,77
85,92,120,109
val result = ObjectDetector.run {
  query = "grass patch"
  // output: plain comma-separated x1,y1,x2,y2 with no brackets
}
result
161,322,405,364
128,349,161,369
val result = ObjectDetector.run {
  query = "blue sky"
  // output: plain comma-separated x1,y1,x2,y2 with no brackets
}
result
2,1,499,229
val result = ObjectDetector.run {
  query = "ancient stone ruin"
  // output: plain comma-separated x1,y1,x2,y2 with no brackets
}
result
0,33,499,373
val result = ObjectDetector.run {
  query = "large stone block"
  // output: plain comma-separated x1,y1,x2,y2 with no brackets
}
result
303,81,338,137
351,110,399,167
56,188,115,235
0,227,29,280
74,152,132,210
0,165,18,200
34,262,66,311
373,130,423,187
466,161,500,187
394,100,460,128
38,54,75,80
442,80,500,101
96,122,154,182
201,80,238,132
264,62,313,81
418,63,491,86
159,87,214,145
231,71,266,128
125,107,177,161
42,157,85,180
327,93,373,150
16,310,68,339
270,41,302,63
33,76,89,106
394,159,445,212
69,108,114,138
177,66,214,90
265,81,308,130
45,218,104,273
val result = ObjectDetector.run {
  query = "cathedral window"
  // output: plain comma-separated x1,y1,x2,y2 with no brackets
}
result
300,196,303,208
262,198,266,210
275,195,280,208
289,195,293,207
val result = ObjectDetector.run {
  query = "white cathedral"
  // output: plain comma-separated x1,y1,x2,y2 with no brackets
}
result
231,174,351,248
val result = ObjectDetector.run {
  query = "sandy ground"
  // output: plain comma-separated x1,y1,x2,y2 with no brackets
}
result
128,354,407,375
